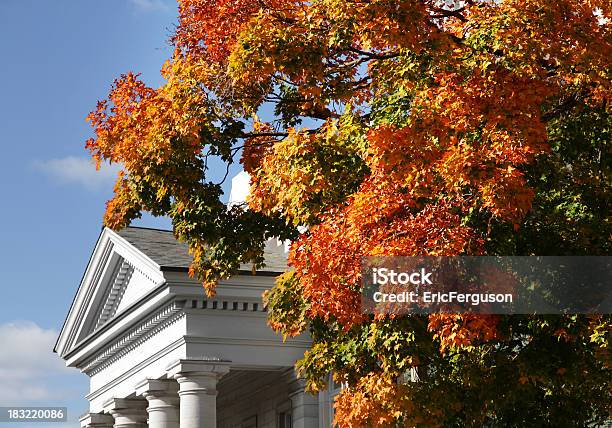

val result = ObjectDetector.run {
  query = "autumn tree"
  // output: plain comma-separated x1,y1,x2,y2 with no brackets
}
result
87,0,610,426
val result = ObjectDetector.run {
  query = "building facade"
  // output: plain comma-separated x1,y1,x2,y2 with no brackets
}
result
55,226,335,428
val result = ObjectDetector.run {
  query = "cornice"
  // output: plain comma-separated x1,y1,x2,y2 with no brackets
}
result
86,336,185,402
63,280,169,363
183,336,311,348
83,301,186,375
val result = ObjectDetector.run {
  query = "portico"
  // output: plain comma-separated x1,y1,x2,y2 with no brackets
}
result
55,226,321,428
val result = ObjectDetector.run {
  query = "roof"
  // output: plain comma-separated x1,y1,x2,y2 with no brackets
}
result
116,227,192,269
115,226,288,272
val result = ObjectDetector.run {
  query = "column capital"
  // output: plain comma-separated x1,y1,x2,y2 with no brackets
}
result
165,358,231,379
283,368,308,396
166,359,230,428
103,397,148,411
79,412,114,428
135,378,179,398
103,398,148,428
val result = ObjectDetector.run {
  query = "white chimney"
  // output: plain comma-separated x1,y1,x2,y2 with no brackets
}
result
228,171,290,270
228,170,251,208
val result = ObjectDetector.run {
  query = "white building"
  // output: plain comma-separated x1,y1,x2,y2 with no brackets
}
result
54,224,341,428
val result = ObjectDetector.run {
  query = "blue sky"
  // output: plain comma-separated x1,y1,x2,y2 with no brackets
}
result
0,1,200,425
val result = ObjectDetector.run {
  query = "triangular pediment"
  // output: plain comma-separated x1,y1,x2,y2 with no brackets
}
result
55,228,166,358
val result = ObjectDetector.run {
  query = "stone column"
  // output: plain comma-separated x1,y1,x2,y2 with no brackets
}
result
166,359,231,428
104,398,148,428
80,413,114,428
135,379,180,428
287,374,319,428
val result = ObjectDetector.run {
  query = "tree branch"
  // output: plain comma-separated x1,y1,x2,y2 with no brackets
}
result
348,47,400,60
542,89,588,122
429,5,468,22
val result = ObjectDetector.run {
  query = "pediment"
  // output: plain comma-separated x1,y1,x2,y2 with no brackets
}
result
55,228,166,358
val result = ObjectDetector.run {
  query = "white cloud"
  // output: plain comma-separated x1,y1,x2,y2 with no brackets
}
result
32,156,121,190
0,321,77,403
128,0,172,12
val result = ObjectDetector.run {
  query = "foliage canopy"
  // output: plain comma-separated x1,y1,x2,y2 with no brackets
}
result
87,1,610,426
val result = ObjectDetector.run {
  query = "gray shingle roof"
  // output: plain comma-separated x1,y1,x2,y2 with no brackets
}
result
115,226,288,272
116,227,193,268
